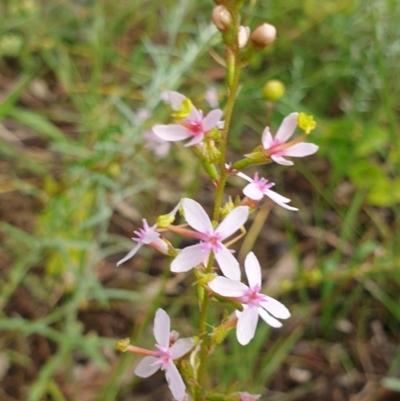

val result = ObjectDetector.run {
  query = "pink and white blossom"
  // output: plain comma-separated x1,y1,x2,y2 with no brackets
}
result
208,252,290,345
153,91,223,147
262,112,318,166
171,198,249,281
134,309,194,401
236,171,298,211
117,219,166,266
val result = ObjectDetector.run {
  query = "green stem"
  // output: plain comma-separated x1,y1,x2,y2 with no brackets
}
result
194,8,242,400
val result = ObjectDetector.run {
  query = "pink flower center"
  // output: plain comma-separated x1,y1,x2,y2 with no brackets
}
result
183,118,203,135
266,139,285,156
201,231,223,253
237,284,264,307
154,345,172,370
253,173,274,191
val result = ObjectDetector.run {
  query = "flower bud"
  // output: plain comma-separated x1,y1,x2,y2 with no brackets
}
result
238,26,250,48
250,23,276,47
262,79,285,102
212,5,232,31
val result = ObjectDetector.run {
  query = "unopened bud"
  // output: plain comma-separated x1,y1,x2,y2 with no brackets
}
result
238,26,250,48
250,23,276,48
212,5,232,31
262,79,285,102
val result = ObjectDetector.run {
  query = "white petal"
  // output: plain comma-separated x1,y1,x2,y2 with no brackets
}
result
214,246,241,281
265,190,298,211
236,171,253,183
153,124,191,141
258,308,283,328
208,276,248,297
154,308,170,348
135,356,160,378
284,142,319,157
216,206,249,240
170,244,208,273
261,126,273,149
202,109,223,131
182,198,213,233
184,134,204,147
260,297,291,319
170,338,194,359
167,91,187,110
165,363,186,401
275,112,299,143
244,252,262,288
116,243,141,266
271,155,293,166
236,307,259,345
243,183,263,201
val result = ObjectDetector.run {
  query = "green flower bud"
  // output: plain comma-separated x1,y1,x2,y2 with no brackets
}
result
262,79,285,102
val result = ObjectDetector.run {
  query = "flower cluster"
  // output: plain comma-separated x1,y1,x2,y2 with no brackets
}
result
116,87,319,399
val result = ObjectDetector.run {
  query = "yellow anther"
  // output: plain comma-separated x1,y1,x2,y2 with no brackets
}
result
115,338,130,352
298,112,316,134
157,214,175,228
171,98,192,120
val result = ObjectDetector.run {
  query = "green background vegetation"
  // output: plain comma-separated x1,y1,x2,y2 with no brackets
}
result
1,0,399,400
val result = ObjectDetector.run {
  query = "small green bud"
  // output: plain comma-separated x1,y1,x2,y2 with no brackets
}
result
115,338,130,352
262,79,285,102
205,143,221,163
208,127,222,141
220,200,235,219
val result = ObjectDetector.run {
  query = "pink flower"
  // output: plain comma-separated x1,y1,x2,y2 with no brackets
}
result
236,171,298,211
134,309,194,401
117,219,166,266
153,91,223,147
171,198,249,281
262,112,318,166
208,252,290,345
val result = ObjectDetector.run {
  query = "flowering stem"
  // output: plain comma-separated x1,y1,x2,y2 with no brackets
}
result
195,8,242,400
